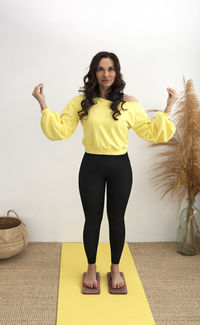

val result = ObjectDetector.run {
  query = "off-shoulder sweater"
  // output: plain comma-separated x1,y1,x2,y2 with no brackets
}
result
40,94,176,155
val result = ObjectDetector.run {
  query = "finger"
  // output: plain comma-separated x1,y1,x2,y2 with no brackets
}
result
167,90,176,96
33,86,40,93
34,83,43,91
167,88,176,93
35,85,43,93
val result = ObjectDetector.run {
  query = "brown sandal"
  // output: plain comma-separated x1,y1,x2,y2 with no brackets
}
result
82,272,100,294
107,272,127,294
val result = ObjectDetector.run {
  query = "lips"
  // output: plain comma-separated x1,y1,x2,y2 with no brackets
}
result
102,80,110,82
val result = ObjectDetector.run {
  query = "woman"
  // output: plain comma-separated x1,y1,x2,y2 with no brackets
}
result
32,51,178,290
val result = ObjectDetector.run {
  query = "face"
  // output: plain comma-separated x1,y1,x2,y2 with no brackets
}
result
96,58,116,90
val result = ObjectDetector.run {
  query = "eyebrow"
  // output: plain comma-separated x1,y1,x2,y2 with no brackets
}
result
97,66,115,68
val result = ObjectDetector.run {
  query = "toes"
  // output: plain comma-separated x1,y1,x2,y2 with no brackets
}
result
112,283,118,288
112,282,124,288
86,282,91,288
85,282,98,288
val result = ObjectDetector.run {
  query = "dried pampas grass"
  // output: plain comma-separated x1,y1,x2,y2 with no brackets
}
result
146,76,200,221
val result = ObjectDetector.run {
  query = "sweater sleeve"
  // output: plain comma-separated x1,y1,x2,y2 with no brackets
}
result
128,102,176,143
40,96,80,141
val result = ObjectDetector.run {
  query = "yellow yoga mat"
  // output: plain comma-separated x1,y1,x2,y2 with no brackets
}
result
56,242,155,325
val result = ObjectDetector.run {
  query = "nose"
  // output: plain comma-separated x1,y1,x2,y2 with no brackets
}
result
103,70,109,77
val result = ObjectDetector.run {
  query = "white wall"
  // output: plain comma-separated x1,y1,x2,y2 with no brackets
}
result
1,0,200,242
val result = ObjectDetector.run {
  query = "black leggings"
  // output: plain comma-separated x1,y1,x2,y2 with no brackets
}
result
78,152,133,264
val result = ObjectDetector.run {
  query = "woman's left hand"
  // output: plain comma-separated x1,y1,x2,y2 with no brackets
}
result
166,87,179,107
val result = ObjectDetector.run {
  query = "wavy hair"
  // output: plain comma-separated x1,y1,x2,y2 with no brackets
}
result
78,51,127,121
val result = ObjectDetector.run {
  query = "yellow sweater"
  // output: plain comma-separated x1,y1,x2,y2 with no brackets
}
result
40,94,176,155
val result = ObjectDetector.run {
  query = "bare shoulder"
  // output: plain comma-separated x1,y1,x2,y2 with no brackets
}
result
123,94,138,102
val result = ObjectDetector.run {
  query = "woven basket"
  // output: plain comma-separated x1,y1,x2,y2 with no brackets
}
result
0,209,28,260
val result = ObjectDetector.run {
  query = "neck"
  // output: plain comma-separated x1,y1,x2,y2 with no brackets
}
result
98,86,109,99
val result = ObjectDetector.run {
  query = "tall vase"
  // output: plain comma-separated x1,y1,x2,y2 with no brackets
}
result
176,198,200,255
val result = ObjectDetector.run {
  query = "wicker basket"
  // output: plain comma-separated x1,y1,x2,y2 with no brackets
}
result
0,209,28,260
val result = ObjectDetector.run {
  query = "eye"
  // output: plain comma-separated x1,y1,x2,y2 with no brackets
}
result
97,67,115,71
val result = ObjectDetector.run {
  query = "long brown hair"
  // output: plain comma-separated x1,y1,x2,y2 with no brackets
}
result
78,51,127,121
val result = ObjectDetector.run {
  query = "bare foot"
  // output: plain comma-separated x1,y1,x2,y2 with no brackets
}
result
110,265,125,288
84,264,98,288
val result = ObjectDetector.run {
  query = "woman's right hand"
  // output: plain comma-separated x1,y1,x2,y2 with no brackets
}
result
32,83,46,106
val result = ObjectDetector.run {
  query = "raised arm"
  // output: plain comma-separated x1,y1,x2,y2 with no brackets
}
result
40,96,80,141
127,101,176,143
32,83,80,141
